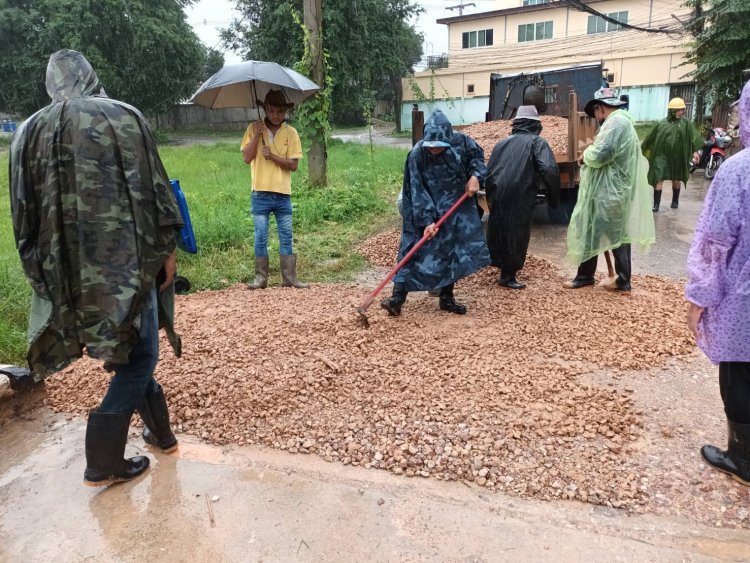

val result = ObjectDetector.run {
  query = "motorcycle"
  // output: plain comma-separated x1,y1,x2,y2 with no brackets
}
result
690,127,733,179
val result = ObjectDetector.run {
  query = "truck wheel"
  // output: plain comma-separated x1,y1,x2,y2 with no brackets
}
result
547,187,578,224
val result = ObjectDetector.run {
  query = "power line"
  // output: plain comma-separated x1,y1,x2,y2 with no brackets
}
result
555,0,682,36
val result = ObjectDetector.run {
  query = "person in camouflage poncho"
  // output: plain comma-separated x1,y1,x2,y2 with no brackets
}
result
381,110,490,316
9,50,184,486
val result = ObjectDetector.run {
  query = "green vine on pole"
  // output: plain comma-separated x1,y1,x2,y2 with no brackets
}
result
291,8,333,147
406,71,456,111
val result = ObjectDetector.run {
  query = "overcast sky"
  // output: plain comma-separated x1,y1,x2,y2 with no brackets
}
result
184,1,480,67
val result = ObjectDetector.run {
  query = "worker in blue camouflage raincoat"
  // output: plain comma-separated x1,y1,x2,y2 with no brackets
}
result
9,50,183,487
381,110,490,316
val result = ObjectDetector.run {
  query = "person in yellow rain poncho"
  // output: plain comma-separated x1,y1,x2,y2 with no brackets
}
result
564,88,655,292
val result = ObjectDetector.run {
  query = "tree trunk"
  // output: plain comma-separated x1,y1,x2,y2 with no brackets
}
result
304,0,327,186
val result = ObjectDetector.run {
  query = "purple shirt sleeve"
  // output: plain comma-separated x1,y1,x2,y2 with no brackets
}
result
685,167,741,308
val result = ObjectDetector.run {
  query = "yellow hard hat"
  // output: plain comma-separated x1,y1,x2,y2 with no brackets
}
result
668,97,686,110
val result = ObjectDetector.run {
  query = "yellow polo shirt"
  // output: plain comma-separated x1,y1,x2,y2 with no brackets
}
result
240,122,303,195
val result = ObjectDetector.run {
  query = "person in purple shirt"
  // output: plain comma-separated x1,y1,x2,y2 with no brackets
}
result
686,80,750,487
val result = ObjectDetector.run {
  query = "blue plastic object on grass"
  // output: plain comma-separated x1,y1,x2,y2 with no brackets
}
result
170,179,198,254
1,120,17,133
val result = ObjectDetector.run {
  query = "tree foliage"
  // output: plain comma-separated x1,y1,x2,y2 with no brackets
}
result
221,0,423,125
0,0,220,117
683,0,750,105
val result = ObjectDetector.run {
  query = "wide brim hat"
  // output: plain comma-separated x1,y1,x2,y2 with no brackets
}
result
256,89,294,110
585,87,626,117
514,105,541,121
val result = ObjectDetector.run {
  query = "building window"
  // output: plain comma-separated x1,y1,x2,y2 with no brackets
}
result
587,11,628,34
544,86,557,104
462,28,494,49
467,84,475,94
518,21,553,42
522,0,549,5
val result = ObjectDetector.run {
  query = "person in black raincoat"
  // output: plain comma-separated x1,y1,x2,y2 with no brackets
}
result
485,105,560,289
381,110,490,316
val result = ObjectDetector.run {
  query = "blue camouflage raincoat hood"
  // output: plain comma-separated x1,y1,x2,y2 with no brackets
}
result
422,110,453,147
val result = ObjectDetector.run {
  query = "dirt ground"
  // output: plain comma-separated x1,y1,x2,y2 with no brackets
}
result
2,175,749,561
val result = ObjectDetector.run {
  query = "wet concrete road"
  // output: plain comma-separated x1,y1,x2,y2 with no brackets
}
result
528,175,710,280
332,125,412,150
2,404,750,562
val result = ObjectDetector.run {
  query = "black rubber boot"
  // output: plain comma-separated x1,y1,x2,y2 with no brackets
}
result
137,384,178,453
671,187,680,209
439,284,467,315
563,256,597,289
701,421,750,486
608,244,632,292
280,254,308,289
652,189,662,212
498,271,526,289
381,282,407,316
83,410,150,487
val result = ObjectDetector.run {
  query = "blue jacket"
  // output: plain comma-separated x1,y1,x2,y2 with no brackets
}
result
394,110,490,291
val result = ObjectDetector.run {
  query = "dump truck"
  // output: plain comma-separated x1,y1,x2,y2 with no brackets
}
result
481,63,605,222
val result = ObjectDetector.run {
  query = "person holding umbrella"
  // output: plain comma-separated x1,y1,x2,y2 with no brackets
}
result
241,89,307,289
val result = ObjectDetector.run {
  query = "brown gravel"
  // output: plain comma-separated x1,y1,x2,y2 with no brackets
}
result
44,229,701,518
461,116,571,160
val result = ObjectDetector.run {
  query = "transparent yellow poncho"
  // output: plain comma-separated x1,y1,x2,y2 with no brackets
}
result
566,110,655,266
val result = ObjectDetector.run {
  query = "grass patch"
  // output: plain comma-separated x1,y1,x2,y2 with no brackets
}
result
0,141,405,365
635,121,657,141
159,127,245,139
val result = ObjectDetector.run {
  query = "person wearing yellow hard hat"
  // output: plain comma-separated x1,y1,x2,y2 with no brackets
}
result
641,97,703,211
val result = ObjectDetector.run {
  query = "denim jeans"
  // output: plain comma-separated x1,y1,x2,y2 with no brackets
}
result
99,287,159,414
251,191,293,257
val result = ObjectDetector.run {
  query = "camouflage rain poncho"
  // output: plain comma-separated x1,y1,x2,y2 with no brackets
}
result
9,50,183,378
394,110,490,291
566,109,655,266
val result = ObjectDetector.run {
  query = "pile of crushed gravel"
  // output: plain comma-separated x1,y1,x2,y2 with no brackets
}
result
45,230,694,512
461,116,571,159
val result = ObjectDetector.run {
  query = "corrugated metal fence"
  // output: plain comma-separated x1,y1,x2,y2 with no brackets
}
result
155,104,260,131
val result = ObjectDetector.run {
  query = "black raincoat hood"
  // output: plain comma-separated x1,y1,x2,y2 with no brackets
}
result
512,118,542,136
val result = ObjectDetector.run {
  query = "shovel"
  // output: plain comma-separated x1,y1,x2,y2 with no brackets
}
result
356,192,471,328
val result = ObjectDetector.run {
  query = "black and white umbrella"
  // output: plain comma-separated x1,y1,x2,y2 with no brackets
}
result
189,60,320,110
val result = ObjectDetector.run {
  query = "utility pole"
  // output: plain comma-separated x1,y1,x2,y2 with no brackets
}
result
304,0,327,186
446,1,475,16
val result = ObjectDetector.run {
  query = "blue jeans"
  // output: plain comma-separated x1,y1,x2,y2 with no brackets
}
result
251,191,293,257
99,288,159,414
